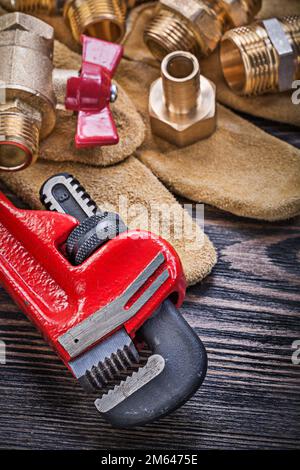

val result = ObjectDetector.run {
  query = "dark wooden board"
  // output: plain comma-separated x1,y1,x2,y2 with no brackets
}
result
0,117,299,450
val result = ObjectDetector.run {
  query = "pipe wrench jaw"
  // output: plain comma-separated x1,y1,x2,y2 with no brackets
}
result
94,300,208,428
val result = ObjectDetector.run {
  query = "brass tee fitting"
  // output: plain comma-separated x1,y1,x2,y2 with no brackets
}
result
144,0,262,61
149,51,216,147
0,13,56,171
220,16,300,96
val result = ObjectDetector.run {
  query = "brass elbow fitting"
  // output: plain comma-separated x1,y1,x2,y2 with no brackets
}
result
0,13,56,171
149,51,216,147
220,16,300,96
144,0,262,61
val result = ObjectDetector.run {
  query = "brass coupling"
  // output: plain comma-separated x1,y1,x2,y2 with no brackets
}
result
220,15,300,96
149,51,216,147
144,0,262,61
0,0,150,44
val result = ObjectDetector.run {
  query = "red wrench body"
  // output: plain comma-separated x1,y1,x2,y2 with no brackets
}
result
0,192,186,370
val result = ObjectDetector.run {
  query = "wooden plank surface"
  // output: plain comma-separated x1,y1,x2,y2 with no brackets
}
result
0,117,299,450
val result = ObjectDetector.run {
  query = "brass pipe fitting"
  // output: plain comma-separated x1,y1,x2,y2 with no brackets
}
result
149,51,216,147
0,0,151,44
63,0,151,43
0,13,56,171
0,12,123,172
220,16,300,96
0,0,63,15
63,0,127,44
144,0,262,61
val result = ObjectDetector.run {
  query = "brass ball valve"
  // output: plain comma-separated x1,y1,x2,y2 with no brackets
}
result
0,12,123,172
220,16,300,96
144,0,262,61
0,0,150,44
149,51,217,147
0,13,56,171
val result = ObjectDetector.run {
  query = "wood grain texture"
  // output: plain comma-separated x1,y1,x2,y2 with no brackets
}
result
0,118,299,450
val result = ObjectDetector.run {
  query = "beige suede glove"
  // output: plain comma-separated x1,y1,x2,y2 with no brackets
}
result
119,1,300,221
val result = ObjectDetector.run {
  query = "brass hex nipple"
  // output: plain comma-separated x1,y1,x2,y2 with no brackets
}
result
0,13,56,171
144,0,262,61
149,51,216,147
220,16,300,96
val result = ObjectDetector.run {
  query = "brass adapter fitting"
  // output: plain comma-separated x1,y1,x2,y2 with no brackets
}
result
144,0,262,61
0,13,56,171
220,16,300,96
149,51,216,147
63,0,148,44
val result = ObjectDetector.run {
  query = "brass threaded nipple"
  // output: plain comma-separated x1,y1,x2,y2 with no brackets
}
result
144,10,199,61
220,15,300,96
64,0,126,44
0,112,40,171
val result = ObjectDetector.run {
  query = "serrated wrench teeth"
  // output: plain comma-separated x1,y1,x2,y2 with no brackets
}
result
95,355,165,413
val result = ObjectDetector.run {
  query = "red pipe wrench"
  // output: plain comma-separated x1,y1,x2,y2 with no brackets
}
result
0,174,207,427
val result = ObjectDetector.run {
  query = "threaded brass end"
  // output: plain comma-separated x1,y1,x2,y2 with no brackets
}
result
144,0,263,61
64,0,126,44
3,0,58,14
0,112,40,171
220,15,300,96
144,10,199,61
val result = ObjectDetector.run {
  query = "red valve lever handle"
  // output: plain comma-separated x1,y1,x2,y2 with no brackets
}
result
65,36,123,148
